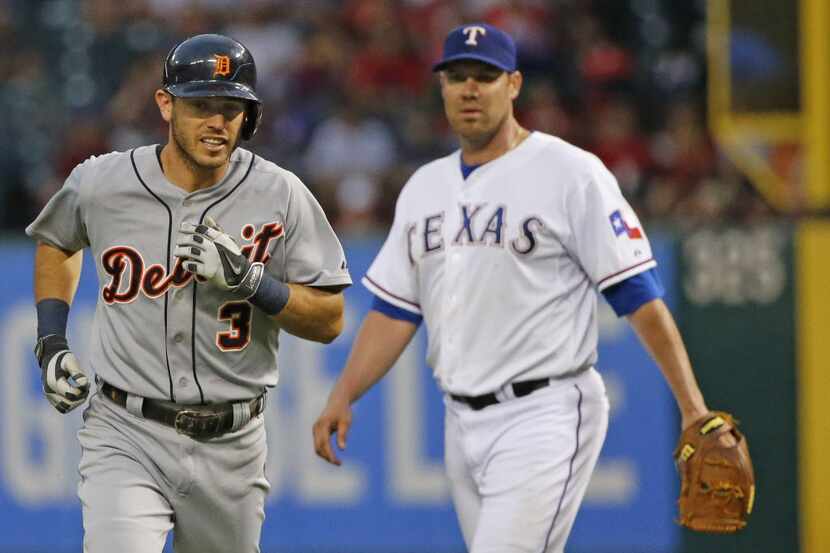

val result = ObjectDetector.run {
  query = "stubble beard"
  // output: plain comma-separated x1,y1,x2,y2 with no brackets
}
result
170,111,238,173
455,109,509,151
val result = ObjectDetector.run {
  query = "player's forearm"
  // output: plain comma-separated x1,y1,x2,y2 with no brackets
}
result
330,310,417,405
34,242,82,303
627,298,708,428
271,284,344,343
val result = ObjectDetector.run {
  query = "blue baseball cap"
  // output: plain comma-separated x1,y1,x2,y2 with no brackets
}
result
432,23,517,73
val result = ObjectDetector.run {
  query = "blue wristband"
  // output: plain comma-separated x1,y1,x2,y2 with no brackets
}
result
36,299,70,338
249,273,291,316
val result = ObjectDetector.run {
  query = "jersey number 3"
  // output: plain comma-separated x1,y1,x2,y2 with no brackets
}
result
216,301,253,351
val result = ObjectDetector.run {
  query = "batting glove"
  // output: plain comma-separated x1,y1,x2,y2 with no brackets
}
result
34,334,90,414
175,216,264,298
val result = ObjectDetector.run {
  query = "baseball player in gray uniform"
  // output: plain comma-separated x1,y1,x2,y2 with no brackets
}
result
27,34,351,553
313,24,724,552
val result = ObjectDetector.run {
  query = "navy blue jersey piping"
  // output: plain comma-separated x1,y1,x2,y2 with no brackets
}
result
542,383,583,551
130,148,176,401
191,153,256,403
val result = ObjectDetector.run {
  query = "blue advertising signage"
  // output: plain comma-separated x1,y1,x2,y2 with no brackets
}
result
0,236,677,553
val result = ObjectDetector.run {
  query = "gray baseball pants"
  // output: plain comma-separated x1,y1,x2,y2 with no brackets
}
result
77,392,269,553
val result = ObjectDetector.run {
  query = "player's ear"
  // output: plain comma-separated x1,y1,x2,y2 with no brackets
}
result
437,71,449,97
508,71,522,101
155,90,174,123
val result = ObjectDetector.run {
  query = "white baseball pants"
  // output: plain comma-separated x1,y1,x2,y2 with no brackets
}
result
444,368,609,553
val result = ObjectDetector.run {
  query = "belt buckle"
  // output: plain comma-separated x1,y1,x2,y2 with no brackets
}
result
174,409,221,439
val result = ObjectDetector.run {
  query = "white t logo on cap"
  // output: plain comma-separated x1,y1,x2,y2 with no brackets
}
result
463,26,486,46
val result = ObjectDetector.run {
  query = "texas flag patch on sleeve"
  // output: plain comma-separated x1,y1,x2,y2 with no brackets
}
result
609,209,643,239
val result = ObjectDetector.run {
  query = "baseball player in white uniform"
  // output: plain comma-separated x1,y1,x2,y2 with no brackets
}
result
313,24,716,552
27,35,351,553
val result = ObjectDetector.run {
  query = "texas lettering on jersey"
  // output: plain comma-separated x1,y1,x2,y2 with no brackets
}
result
364,132,657,396
101,221,284,304
415,203,544,257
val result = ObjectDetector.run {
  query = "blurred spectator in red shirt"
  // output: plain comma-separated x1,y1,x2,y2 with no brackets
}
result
576,15,633,85
591,96,652,199
483,0,554,60
518,81,576,145
651,100,716,192
55,120,111,180
347,21,427,104
647,100,718,219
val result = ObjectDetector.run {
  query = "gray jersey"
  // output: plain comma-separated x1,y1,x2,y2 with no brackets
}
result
27,145,351,403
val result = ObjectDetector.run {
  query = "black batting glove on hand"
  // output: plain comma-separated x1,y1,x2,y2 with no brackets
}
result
34,334,90,414
175,216,264,298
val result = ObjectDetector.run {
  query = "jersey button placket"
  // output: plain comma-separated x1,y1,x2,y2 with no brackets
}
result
167,199,195,401
176,199,200,233
444,247,462,380
168,198,202,402
445,191,465,381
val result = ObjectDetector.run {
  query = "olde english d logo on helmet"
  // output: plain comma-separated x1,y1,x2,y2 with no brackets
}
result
213,54,231,77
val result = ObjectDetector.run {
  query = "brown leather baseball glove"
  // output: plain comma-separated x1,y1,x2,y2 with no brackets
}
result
674,411,755,533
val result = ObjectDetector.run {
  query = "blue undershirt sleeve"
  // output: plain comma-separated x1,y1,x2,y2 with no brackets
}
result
601,268,665,316
371,295,423,326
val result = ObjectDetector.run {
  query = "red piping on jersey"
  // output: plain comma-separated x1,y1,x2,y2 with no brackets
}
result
363,275,421,311
597,257,655,289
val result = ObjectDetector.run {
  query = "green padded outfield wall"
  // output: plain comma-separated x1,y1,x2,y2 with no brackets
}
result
677,224,798,553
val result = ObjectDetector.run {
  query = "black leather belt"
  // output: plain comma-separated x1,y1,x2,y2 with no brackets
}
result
100,381,265,440
450,377,551,411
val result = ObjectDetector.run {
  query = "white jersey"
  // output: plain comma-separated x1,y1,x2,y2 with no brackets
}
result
363,132,655,396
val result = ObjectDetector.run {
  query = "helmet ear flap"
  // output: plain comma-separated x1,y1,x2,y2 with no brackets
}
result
241,101,262,141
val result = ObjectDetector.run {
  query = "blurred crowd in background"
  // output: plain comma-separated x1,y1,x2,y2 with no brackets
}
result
0,0,773,236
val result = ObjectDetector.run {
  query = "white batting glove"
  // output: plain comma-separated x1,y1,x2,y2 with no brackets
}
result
34,335,90,414
175,216,264,298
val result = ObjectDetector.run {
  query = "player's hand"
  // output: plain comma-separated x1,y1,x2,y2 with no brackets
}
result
312,396,352,466
175,216,264,298
682,408,736,447
34,334,90,414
